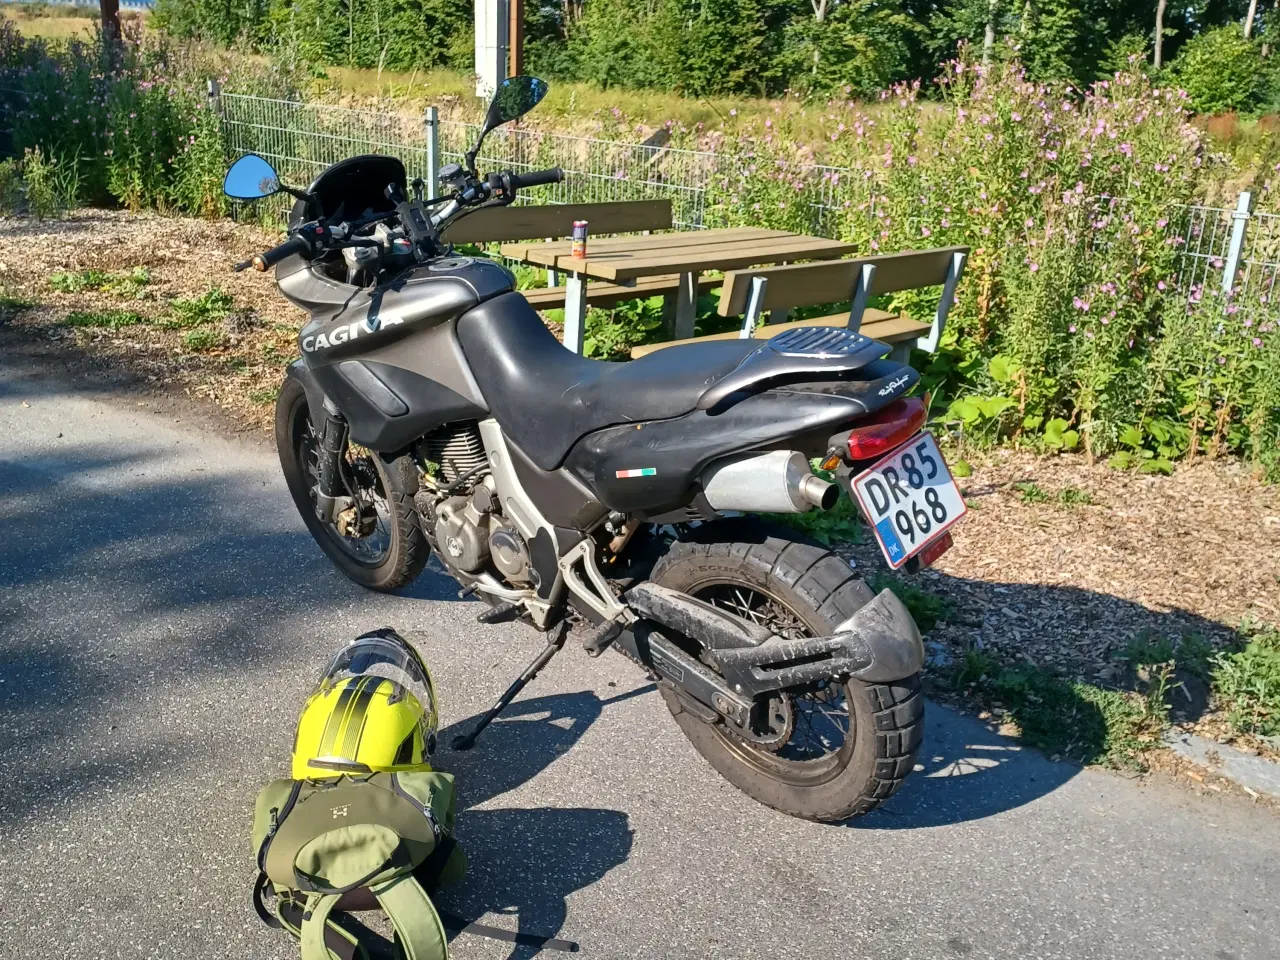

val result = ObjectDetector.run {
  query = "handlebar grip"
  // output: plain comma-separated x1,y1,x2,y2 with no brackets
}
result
249,234,309,272
509,168,565,190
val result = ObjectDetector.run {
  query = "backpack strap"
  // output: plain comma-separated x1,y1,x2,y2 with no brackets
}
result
298,892,368,960
370,874,450,960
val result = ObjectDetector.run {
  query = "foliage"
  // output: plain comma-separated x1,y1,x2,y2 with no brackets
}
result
50,266,150,297
1212,622,1280,737
1172,26,1268,115
168,287,234,327
182,326,225,351
0,19,233,217
64,308,144,328
699,59,1278,474
867,572,954,631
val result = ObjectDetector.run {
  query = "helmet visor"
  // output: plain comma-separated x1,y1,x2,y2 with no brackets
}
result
315,631,437,719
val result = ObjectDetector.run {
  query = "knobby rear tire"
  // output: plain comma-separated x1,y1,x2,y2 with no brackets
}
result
275,376,430,592
650,519,924,822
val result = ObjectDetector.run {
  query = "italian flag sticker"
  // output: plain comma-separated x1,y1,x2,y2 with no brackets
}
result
615,468,657,479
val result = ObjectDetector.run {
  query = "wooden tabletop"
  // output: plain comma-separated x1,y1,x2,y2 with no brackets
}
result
498,227,858,283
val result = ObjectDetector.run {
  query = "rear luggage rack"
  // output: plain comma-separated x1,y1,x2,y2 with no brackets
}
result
768,326,872,358
696,327,889,411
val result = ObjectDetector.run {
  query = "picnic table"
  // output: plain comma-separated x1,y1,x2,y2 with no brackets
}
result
499,227,858,353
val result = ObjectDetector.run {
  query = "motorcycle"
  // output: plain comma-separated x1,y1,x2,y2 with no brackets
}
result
223,75,967,822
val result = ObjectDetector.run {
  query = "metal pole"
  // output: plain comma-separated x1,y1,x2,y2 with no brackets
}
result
1222,190,1254,295
563,272,588,353
424,105,439,191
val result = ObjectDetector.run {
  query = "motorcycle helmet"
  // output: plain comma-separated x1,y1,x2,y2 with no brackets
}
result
292,628,440,780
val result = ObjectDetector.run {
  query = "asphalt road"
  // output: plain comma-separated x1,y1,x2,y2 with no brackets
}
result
2,357,1278,960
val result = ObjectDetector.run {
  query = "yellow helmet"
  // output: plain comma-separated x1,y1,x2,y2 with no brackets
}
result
292,628,440,780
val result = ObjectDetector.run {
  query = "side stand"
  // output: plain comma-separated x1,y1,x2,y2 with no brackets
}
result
451,620,569,751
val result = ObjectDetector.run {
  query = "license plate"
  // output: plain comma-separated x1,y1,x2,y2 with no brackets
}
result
851,431,966,569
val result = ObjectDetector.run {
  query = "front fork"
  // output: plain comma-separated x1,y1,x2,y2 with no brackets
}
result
313,402,350,524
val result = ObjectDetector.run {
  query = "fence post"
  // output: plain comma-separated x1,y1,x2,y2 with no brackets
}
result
1222,190,1254,294
424,106,440,193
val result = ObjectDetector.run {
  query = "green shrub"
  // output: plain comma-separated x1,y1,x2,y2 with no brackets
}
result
1172,26,1267,115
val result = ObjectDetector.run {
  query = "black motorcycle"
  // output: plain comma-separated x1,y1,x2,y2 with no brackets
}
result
224,76,962,822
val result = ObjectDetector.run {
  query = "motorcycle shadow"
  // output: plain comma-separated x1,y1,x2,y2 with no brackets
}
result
431,691,642,958
855,697,1080,830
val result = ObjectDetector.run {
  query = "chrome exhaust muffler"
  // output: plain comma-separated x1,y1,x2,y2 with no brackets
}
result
700,450,837,514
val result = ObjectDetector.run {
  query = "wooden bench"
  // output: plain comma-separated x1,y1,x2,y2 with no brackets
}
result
443,198,710,311
630,246,968,360
520,273,721,310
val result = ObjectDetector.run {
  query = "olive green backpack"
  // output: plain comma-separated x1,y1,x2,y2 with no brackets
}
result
251,771,465,960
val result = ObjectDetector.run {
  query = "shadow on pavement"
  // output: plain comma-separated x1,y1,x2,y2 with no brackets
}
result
431,691,644,959
859,699,1079,830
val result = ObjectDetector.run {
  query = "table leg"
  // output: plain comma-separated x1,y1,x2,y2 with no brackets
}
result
562,271,588,354
673,271,698,340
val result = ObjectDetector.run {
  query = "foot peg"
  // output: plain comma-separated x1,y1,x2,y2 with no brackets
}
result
476,601,518,624
582,619,623,658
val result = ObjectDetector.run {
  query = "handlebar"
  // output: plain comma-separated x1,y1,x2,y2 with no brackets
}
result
234,234,310,273
508,167,564,190
233,166,566,274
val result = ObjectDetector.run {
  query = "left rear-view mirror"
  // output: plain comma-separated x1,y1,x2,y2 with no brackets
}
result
223,154,281,200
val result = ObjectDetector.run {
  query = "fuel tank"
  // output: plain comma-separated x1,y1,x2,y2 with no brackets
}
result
285,256,515,452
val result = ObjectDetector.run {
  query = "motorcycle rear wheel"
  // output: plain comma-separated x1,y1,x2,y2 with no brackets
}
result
650,520,924,822
275,376,429,592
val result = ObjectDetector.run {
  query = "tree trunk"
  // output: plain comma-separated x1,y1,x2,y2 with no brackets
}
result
811,0,827,74
100,0,120,43
1245,0,1258,38
983,0,999,65
1153,0,1167,69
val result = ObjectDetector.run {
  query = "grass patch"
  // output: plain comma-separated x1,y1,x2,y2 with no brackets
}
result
1012,481,1051,503
1212,621,1280,738
1013,481,1097,507
248,386,279,405
1057,486,1097,506
182,328,225,352
168,288,233,329
868,572,954,633
1,291,35,314
50,267,150,298
941,649,1170,768
64,309,144,329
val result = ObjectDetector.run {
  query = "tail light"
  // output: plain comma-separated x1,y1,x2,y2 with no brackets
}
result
846,397,927,461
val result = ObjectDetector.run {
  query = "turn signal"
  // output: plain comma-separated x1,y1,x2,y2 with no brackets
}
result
846,397,928,461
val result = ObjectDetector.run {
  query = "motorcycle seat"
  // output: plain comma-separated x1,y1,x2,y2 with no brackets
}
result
456,292,762,470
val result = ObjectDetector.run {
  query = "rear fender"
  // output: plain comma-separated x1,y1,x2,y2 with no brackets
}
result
625,583,924,696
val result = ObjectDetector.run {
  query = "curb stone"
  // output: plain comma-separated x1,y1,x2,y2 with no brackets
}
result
1164,730,1280,800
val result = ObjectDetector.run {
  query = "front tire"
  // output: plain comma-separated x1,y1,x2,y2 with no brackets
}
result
275,376,429,592
650,520,924,822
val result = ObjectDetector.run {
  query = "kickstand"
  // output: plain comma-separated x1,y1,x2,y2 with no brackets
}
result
451,620,569,751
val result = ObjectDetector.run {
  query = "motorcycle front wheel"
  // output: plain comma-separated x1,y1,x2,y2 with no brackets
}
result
650,520,924,822
275,376,430,592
